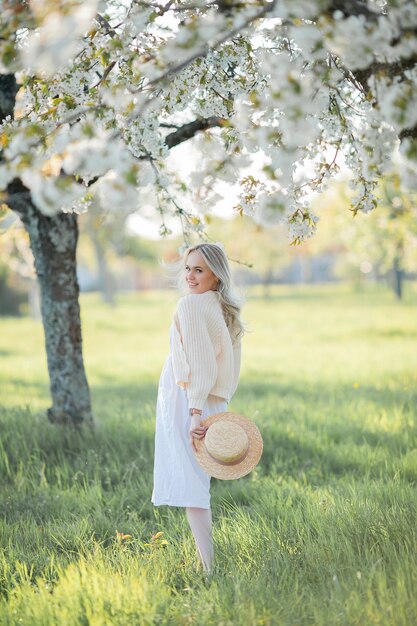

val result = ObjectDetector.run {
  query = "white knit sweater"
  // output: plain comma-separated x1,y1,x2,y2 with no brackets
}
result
170,290,241,411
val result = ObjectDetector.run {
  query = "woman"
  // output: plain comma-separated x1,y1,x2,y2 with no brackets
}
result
151,242,244,574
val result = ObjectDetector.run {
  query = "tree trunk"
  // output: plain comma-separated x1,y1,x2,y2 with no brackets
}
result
7,180,93,427
2,75,92,426
392,257,403,300
262,267,273,299
91,230,116,305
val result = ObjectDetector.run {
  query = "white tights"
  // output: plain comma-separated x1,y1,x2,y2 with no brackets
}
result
186,507,214,573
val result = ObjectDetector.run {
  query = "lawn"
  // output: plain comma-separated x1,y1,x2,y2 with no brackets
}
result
0,284,416,625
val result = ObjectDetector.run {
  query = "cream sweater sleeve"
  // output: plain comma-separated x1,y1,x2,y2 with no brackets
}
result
169,318,190,388
174,295,218,411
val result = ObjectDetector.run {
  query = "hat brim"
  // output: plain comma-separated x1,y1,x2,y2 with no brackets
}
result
194,412,263,480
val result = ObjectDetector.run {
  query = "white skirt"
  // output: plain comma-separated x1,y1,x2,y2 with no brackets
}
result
151,354,227,509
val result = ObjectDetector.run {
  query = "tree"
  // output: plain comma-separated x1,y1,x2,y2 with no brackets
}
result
77,207,163,296
1,0,417,424
375,176,417,299
314,178,417,298
0,207,39,316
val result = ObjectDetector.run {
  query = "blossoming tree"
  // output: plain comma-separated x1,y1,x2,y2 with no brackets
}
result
1,0,416,425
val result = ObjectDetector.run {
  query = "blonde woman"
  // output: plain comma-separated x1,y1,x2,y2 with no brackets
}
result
151,242,244,574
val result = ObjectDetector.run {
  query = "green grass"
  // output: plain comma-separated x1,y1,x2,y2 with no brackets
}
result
0,284,416,625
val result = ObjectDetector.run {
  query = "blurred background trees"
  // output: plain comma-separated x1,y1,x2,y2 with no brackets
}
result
2,174,416,314
0,208,36,316
309,175,417,299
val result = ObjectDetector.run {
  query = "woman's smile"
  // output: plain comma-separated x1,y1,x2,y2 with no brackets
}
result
185,250,218,294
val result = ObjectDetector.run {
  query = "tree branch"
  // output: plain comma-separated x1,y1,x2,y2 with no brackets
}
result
325,0,381,20
399,125,417,141
165,116,226,149
3,117,225,209
0,74,19,123
136,0,277,92
352,52,417,90
95,13,118,38
4,179,33,217
91,61,118,89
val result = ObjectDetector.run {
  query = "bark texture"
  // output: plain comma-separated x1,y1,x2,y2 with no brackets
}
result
7,179,93,426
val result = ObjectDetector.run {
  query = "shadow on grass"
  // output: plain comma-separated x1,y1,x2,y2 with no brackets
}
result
1,373,416,498
0,381,158,487
235,379,416,482
0,349,14,357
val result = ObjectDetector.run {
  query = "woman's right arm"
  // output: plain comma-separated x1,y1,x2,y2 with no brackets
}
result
175,296,218,412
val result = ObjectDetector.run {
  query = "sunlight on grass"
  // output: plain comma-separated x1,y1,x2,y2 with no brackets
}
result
0,285,416,625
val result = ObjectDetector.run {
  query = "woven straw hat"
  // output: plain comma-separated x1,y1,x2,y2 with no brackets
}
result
194,412,263,480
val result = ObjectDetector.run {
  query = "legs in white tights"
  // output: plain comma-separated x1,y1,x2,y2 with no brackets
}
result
186,507,214,573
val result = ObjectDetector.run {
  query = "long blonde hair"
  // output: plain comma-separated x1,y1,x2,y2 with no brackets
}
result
179,243,245,345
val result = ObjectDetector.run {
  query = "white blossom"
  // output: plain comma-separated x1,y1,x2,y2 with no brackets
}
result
62,132,134,178
0,163,15,189
273,0,323,20
20,169,86,216
22,1,98,76
0,0,417,244
376,74,417,134
397,138,417,190
90,170,139,213
255,190,289,227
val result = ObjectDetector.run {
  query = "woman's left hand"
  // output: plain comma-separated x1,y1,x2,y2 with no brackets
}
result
189,415,208,451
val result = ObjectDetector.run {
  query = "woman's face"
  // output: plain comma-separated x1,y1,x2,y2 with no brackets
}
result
185,250,218,294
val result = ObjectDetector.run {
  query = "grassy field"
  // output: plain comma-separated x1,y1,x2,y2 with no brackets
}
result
0,284,416,625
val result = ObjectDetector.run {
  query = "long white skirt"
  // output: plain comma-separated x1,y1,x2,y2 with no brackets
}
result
151,354,227,509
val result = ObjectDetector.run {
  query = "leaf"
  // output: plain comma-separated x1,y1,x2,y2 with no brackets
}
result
100,51,110,66
152,531,164,540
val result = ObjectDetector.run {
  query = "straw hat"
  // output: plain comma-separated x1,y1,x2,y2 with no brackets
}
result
193,412,263,480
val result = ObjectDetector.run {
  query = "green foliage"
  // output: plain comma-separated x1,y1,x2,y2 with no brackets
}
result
118,234,160,265
0,286,416,625
311,178,417,290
